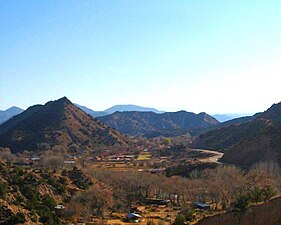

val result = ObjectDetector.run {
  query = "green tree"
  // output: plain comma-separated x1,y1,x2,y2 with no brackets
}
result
173,214,186,225
262,186,276,201
42,194,56,210
233,194,251,210
8,212,26,224
0,182,8,197
162,137,171,146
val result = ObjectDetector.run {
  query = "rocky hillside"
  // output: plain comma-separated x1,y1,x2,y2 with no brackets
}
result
0,97,129,153
191,118,269,151
98,111,219,137
221,121,281,167
192,101,281,167
0,162,93,225
191,103,280,151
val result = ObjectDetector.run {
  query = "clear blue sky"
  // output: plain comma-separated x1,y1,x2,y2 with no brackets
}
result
1,0,281,114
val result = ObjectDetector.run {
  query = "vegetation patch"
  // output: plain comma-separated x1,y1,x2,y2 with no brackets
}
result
137,153,152,160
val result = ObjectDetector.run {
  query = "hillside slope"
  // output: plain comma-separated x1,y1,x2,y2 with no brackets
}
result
191,119,269,151
0,162,94,224
192,101,281,167
98,111,219,137
196,196,281,225
0,97,128,153
191,105,276,152
221,121,281,167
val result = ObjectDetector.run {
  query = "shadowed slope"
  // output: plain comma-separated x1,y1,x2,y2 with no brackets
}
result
0,97,128,153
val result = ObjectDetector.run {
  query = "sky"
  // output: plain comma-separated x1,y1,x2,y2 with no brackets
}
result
0,0,281,114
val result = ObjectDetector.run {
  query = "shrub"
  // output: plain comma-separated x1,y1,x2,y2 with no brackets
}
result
173,214,186,225
8,212,26,224
42,194,56,210
233,186,276,210
58,176,68,185
261,186,276,201
13,195,25,206
181,207,195,221
36,205,60,225
0,182,8,197
47,177,65,194
233,194,251,210
250,187,265,203
30,209,38,222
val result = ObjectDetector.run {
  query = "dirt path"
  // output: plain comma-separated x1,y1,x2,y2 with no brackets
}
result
195,149,224,163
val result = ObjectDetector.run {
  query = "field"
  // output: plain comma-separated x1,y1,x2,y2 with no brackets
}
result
137,153,152,160
106,205,180,225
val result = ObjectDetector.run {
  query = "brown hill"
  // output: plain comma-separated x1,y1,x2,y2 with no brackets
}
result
98,111,219,137
196,196,281,225
191,102,281,151
0,97,128,153
221,121,281,167
0,162,95,224
192,101,281,167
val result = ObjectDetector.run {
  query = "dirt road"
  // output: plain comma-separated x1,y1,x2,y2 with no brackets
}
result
194,149,224,163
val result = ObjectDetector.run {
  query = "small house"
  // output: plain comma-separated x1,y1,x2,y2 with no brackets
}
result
125,213,142,222
192,202,211,210
54,204,65,210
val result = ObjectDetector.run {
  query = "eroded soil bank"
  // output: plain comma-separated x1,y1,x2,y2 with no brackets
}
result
196,197,281,225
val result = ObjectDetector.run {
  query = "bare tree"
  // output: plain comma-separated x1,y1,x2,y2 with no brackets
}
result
40,154,64,170
0,147,14,163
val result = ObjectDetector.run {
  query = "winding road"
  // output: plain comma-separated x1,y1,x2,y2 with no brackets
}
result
194,149,224,163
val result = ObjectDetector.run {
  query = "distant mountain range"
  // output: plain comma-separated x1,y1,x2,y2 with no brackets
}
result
98,111,219,137
212,113,254,122
192,101,281,167
75,103,165,118
0,97,128,153
0,106,24,124
74,104,108,118
0,103,166,124
2,103,252,125
2,98,281,168
104,104,165,114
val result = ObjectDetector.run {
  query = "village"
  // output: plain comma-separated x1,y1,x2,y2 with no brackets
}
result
2,136,276,225
0,144,226,225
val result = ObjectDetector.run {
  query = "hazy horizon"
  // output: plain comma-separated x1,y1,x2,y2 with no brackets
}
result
1,1,280,114
0,97,257,116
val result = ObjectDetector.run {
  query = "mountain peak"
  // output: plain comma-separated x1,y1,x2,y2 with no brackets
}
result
52,96,72,105
6,106,23,111
0,97,128,153
259,101,281,121
99,110,219,137
58,96,71,102
0,106,24,124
